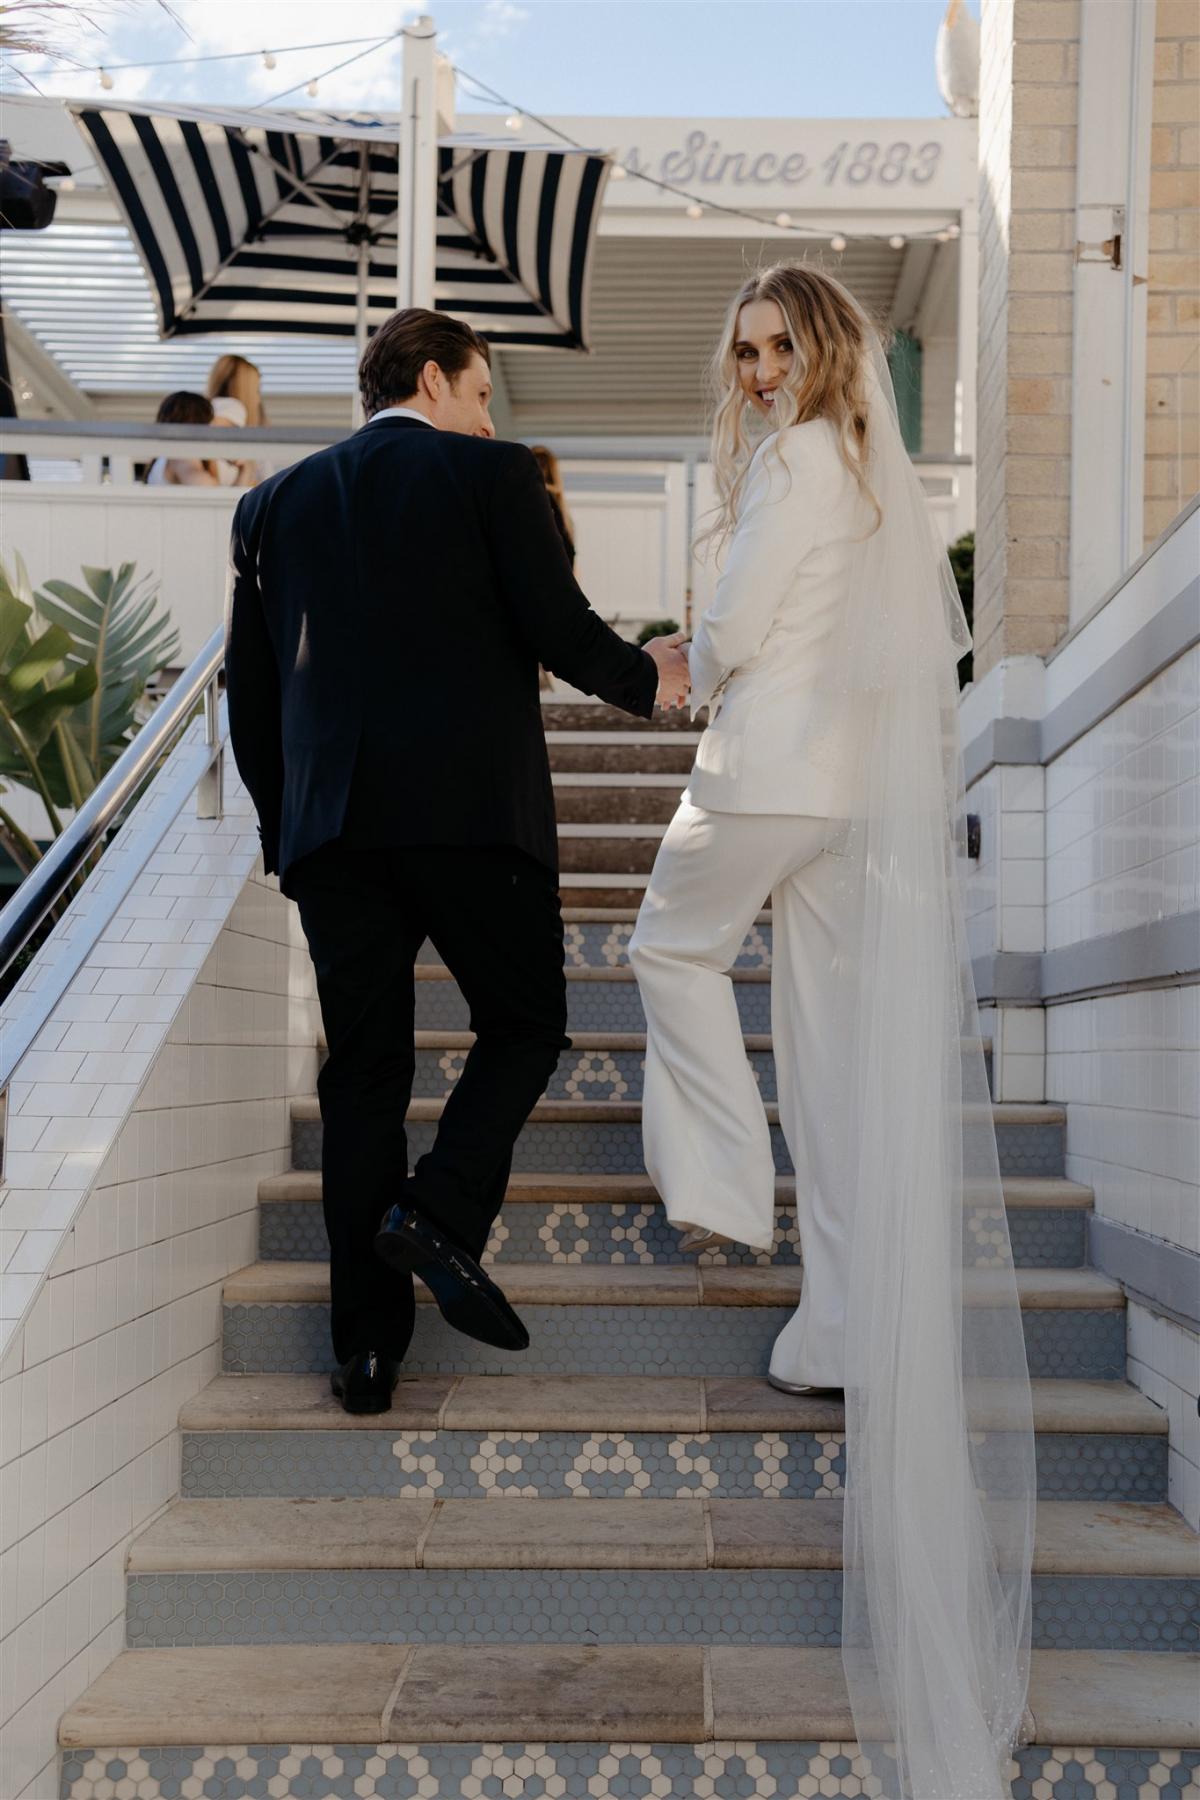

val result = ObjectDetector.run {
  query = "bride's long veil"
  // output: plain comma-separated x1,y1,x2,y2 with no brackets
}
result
807,314,1036,1798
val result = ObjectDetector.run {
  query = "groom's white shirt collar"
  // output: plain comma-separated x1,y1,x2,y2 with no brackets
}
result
366,405,433,428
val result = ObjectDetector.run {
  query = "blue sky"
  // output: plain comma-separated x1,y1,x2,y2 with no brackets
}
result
16,1,977,120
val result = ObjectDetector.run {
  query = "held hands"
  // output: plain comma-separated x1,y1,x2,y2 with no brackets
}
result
645,631,692,712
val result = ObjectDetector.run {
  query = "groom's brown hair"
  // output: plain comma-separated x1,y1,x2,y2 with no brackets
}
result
359,308,491,417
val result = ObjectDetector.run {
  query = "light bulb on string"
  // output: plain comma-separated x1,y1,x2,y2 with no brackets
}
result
889,234,905,249
685,202,704,219
775,211,792,228
505,113,523,132
98,68,114,89
609,163,627,180
936,229,952,243
830,234,847,252
262,50,277,70
306,78,319,97
947,223,960,239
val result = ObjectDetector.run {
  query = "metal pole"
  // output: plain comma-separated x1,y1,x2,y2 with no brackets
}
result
397,14,438,311
353,242,369,427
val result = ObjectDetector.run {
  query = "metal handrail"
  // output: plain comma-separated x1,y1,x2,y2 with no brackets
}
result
0,624,226,983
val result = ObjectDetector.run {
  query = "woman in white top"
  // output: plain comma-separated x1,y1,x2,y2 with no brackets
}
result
629,264,1035,1800
144,390,219,486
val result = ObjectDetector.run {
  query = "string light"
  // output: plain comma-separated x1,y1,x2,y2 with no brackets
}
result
686,202,704,219
889,234,906,249
946,223,961,239
262,51,277,71
775,211,792,227
830,234,848,252
609,163,628,180
504,113,523,132
98,68,114,89
306,78,319,97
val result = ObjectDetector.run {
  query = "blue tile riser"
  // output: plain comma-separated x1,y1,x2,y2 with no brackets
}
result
405,1046,780,1103
179,1429,1169,1503
418,920,775,969
58,1742,1200,1800
221,1301,1127,1382
413,980,773,1034
124,1570,1198,1653
290,1118,1065,1180
258,1200,1086,1270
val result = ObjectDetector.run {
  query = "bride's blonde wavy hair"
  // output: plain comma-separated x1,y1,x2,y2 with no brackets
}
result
700,262,883,555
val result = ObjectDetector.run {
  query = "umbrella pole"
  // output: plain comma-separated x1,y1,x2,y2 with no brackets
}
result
398,14,438,311
353,244,368,428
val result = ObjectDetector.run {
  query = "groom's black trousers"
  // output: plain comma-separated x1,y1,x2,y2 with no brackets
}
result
288,839,569,1365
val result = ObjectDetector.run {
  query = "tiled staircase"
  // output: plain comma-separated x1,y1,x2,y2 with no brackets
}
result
58,707,1199,1800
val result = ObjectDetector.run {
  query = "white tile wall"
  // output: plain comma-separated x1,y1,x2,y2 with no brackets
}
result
1127,1302,1200,1531
1045,646,1199,951
0,767,319,1799
1047,986,1200,1253
965,764,1047,963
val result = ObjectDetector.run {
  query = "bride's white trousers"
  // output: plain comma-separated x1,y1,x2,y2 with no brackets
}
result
629,799,851,1389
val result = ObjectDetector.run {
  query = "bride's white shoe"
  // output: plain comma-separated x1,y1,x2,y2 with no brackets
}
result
676,1222,738,1255
766,1371,844,1399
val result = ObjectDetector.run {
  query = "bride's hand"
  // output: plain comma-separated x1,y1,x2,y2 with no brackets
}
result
644,634,691,711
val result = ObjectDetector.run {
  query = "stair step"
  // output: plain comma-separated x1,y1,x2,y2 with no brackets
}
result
541,703,701,732
58,1644,1200,1751
549,740,697,772
290,1091,1066,1181
129,1497,1197,1578
259,1170,1080,1208
179,1375,1169,1503
225,1259,1119,1310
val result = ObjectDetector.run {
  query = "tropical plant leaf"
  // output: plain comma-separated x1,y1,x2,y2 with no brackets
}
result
36,562,180,773
0,563,99,822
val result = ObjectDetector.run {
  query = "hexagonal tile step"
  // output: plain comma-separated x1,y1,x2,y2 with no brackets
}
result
220,1261,1125,1381
549,735,698,770
257,1169,1089,1269
417,913,774,968
123,1564,1197,1654
58,1739,1200,1799
409,963,774,1031
123,1497,1198,1654
56,1644,1200,1753
290,1095,1066,1179
178,1375,1170,1504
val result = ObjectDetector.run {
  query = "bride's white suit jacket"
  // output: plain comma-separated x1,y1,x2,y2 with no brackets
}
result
687,418,872,819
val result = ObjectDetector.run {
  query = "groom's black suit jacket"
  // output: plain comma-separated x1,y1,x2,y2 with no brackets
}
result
225,414,657,889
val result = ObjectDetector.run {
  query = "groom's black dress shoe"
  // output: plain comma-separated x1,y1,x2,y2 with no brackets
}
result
374,1204,530,1352
330,1350,400,1415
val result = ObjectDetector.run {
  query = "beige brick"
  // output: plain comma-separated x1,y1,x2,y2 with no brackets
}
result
1151,124,1180,166
1146,412,1200,455
1147,375,1180,412
1009,294,1073,334
1008,496,1071,535
1006,538,1062,578
1011,125,1072,166
1006,577,1072,616
1156,0,1200,39
1152,83,1200,126
1064,39,1079,79
1146,293,1176,331
1011,210,1074,251
1150,168,1200,208
1008,413,1072,454
1184,39,1200,81
1013,40,1067,81
1007,454,1071,495
1009,251,1075,293
1148,251,1200,289
1005,616,1070,656
1012,83,1078,125
1147,333,1200,372
1150,212,1180,252
1008,333,1073,375
1013,0,1080,36
1181,125,1200,164
1155,40,1181,80
1176,209,1200,250
1144,455,1199,498
1177,294,1200,324
1010,168,1077,209
1008,375,1069,413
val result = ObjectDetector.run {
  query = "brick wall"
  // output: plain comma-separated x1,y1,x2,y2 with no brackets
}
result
976,0,1080,677
1145,0,1200,545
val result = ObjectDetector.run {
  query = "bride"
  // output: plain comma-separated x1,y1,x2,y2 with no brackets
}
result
629,263,1036,1800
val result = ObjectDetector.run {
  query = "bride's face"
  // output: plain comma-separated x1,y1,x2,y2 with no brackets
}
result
734,299,796,420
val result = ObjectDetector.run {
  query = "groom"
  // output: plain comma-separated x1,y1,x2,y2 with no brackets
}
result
226,308,690,1413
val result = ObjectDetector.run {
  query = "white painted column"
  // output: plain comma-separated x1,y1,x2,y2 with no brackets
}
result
1069,0,1156,618
397,15,438,312
954,200,979,538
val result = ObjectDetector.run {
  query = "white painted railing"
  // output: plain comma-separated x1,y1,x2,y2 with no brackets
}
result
1,423,974,658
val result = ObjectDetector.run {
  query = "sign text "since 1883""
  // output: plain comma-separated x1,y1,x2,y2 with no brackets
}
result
620,131,944,189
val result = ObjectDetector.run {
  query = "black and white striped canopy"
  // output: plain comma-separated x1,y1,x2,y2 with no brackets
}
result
67,98,610,350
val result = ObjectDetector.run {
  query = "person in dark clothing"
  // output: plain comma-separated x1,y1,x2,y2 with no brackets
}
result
225,307,690,1413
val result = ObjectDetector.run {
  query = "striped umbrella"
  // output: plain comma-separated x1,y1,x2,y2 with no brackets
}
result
67,98,610,353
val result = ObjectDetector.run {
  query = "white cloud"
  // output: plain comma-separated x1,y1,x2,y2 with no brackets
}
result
475,0,531,40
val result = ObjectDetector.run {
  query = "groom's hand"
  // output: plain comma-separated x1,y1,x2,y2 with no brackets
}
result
644,632,691,712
